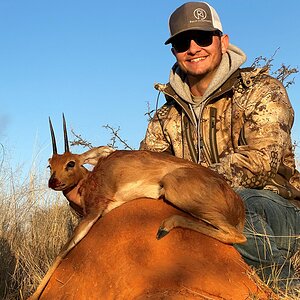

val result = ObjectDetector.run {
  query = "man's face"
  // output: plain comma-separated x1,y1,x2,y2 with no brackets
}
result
171,30,229,80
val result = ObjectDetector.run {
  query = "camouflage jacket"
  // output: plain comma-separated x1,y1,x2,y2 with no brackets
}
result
140,67,300,200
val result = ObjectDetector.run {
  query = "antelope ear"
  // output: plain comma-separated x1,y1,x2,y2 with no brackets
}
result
80,146,116,166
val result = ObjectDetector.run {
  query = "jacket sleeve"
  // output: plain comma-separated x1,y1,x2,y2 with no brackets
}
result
139,104,173,153
211,76,295,189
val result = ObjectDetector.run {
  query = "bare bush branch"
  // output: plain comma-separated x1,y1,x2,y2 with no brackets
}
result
69,125,134,151
250,48,279,70
69,130,93,149
251,48,299,88
273,64,298,88
103,125,134,150
144,101,155,122
292,140,299,153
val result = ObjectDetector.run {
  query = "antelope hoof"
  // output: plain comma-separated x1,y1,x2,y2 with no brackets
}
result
156,227,169,240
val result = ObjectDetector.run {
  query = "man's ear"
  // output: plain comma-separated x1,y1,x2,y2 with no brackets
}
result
171,47,177,57
220,34,229,54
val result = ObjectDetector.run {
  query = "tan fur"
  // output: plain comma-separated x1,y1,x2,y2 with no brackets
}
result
29,147,246,299
39,199,274,300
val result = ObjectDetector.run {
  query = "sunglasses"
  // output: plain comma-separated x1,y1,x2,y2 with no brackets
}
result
171,30,222,53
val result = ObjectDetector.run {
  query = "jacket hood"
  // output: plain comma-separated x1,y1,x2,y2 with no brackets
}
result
169,43,247,105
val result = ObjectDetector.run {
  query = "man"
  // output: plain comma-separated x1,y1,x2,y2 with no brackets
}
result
140,1,300,291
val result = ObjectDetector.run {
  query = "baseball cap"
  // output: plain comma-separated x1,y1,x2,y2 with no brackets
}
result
165,2,223,45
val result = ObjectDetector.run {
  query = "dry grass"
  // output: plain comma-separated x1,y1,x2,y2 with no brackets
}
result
0,156,299,299
252,255,300,299
0,161,79,299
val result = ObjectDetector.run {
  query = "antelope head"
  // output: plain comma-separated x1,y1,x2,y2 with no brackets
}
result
48,115,115,192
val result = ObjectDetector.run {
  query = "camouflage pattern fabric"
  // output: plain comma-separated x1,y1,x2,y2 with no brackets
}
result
140,68,300,200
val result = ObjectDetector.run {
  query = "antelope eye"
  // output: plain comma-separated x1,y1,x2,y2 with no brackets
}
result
66,161,76,169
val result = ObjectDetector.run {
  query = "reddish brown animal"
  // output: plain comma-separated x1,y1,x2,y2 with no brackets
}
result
39,199,274,300
29,116,246,299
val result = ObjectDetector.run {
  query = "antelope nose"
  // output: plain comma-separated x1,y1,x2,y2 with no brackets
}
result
48,172,57,188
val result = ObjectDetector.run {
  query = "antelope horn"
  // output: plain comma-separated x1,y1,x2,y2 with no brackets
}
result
63,113,70,153
49,117,57,155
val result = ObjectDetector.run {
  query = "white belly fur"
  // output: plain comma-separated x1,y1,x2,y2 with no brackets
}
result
114,180,161,201
102,180,161,216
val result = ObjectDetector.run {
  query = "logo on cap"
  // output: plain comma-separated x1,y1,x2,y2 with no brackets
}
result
193,8,207,20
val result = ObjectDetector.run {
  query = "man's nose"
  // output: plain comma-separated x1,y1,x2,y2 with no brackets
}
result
188,39,201,53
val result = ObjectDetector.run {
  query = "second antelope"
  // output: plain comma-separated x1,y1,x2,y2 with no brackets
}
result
29,116,246,299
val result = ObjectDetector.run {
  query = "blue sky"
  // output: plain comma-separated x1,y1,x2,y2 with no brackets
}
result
0,0,299,174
